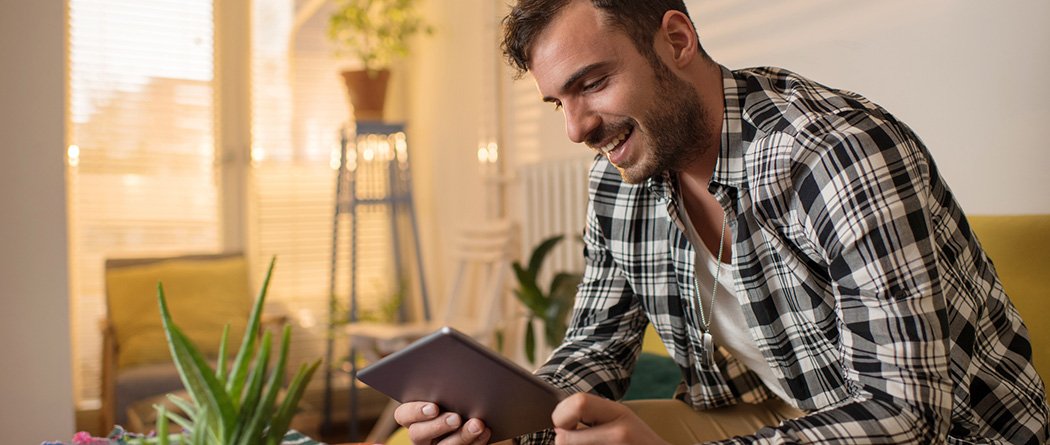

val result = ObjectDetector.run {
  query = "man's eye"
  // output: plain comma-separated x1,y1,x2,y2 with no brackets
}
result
553,101,563,111
583,77,606,92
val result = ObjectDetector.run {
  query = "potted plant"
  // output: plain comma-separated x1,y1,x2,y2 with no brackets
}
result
155,259,321,444
46,259,322,445
512,235,583,365
328,0,432,122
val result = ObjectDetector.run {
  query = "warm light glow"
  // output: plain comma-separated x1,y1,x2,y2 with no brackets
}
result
251,146,266,164
478,141,499,165
487,141,499,163
347,149,357,171
394,132,408,162
121,174,143,188
378,139,391,161
330,146,341,170
68,145,80,166
362,134,379,162
297,308,316,329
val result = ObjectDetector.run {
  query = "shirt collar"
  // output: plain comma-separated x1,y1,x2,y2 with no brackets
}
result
714,64,748,191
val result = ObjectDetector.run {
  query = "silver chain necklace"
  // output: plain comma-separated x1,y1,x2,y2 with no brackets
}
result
694,213,727,368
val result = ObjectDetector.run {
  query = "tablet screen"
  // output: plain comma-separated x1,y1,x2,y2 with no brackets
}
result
357,326,566,442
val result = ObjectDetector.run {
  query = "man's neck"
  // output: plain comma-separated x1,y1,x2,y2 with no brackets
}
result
676,59,729,258
677,59,725,187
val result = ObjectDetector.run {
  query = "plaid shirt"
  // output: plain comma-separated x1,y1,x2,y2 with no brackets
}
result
525,66,1048,444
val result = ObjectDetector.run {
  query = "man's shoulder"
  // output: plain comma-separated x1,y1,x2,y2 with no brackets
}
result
731,66,883,135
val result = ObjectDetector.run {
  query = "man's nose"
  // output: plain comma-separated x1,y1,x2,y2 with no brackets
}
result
564,103,599,144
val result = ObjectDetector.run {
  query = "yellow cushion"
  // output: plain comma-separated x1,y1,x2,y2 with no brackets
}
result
642,323,671,357
106,256,253,370
387,427,411,445
968,215,1050,386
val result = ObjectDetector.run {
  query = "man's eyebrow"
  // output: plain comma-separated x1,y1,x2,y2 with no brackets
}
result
541,62,609,103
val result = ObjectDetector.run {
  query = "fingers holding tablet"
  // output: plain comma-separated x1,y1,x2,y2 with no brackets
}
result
394,401,492,445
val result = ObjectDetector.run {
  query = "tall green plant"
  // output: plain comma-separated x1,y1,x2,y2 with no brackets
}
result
512,235,582,364
156,257,322,445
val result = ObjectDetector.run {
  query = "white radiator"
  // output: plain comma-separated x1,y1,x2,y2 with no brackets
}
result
517,156,594,280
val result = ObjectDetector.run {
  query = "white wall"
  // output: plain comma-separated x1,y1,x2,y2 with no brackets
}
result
0,0,76,443
408,0,505,301
495,0,1050,216
688,0,1050,215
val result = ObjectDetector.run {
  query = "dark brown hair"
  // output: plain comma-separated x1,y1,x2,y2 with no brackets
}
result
500,0,702,78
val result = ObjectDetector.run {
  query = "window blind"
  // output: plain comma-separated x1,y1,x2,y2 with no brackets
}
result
67,0,380,409
67,0,220,406
249,0,358,386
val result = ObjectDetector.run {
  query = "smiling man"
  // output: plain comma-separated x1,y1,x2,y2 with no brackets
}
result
393,1,1049,444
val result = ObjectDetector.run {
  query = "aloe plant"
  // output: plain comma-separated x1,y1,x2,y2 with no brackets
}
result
512,235,583,364
154,257,322,445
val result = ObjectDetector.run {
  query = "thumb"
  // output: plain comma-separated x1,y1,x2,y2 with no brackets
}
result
552,393,626,429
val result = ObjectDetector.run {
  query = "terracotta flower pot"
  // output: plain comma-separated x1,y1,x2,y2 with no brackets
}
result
341,69,391,122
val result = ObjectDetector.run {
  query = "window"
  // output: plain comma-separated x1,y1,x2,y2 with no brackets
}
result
67,0,221,406
67,0,370,409
247,0,363,386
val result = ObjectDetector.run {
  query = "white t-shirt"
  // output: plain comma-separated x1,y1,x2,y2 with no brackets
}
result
677,200,791,402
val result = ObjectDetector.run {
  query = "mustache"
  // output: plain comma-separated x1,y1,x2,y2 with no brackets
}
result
585,120,634,150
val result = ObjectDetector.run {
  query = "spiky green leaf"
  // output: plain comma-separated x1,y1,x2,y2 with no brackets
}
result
164,393,197,422
158,285,237,438
237,326,290,445
266,359,322,445
228,257,277,399
230,330,272,445
217,324,230,382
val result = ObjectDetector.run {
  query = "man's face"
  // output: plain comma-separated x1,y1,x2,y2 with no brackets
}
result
528,1,712,184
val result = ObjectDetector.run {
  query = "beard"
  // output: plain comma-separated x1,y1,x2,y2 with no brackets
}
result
589,57,714,184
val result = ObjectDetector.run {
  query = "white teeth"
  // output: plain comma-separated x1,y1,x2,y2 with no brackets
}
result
599,129,630,155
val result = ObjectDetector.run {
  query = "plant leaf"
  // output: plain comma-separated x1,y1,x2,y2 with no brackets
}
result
512,264,546,316
524,318,536,365
228,257,277,400
164,393,197,422
548,272,582,301
527,235,564,277
231,330,273,445
155,404,169,445
266,359,322,445
159,400,194,433
158,284,237,441
192,404,210,445
238,326,291,445
217,324,230,382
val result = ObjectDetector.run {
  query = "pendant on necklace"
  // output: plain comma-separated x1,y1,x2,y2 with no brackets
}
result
701,331,715,368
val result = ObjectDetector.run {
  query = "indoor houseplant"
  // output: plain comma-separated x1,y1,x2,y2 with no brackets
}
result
328,0,432,121
512,235,583,364
154,258,321,444
48,259,321,445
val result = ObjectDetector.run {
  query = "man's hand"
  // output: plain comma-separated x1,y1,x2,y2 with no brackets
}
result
551,393,670,445
393,401,492,445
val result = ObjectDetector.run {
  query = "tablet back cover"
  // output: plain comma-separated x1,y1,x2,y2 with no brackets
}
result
357,326,565,442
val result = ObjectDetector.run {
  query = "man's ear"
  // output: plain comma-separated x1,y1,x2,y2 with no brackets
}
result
660,10,697,68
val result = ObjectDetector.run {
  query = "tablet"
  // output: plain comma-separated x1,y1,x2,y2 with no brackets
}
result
356,326,566,442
